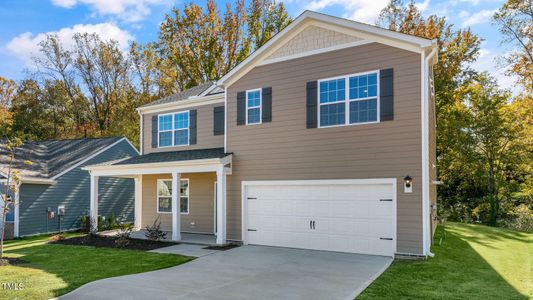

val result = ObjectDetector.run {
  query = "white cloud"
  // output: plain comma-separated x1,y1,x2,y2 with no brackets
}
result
50,0,172,23
306,0,390,24
5,23,134,65
415,0,430,12
471,46,519,92
460,9,498,27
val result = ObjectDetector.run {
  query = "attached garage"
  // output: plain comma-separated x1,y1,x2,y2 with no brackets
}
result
242,179,397,257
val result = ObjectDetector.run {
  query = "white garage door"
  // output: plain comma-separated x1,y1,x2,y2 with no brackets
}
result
244,180,396,257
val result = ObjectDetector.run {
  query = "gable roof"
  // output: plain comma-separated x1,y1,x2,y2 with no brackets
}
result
217,10,437,87
0,137,130,182
140,81,223,109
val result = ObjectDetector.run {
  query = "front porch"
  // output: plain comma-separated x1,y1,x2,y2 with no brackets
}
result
83,148,232,245
101,230,218,245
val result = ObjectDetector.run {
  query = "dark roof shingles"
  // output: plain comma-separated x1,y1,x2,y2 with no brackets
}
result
140,82,215,108
115,148,229,165
0,137,124,179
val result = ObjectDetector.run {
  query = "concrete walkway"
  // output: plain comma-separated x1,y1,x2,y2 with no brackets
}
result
149,244,218,257
62,246,392,300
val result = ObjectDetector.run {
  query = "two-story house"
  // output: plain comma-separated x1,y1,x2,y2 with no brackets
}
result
84,11,438,257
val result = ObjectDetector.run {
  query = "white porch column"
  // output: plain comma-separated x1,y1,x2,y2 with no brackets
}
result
171,172,181,241
216,167,226,245
134,176,142,230
89,174,99,232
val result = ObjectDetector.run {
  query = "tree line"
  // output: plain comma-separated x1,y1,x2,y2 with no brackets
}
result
0,0,531,230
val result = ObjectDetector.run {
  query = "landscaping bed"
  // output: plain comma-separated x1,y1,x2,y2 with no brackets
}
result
52,234,178,251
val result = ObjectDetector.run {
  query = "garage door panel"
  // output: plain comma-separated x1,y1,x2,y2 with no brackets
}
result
246,181,395,256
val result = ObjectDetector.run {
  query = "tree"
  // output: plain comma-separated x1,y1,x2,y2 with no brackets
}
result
0,77,16,136
458,73,516,225
153,0,291,94
493,0,533,91
0,138,30,260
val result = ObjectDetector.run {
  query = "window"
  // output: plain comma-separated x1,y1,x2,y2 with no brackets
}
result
246,89,261,125
158,111,189,147
318,71,379,127
157,179,189,214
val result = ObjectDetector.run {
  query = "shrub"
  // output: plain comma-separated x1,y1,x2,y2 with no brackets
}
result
106,214,119,230
115,223,133,248
503,204,533,232
79,215,90,233
97,215,106,231
144,217,167,241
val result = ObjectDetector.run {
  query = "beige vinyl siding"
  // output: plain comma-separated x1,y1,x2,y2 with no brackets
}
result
226,43,424,254
141,173,216,234
142,102,224,154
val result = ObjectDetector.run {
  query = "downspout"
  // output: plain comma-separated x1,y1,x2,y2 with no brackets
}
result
14,182,21,238
423,45,438,258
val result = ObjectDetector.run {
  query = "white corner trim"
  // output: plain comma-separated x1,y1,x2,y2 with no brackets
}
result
258,40,372,66
224,86,228,153
138,110,143,155
13,183,20,238
421,48,437,257
137,94,224,115
51,137,133,180
21,178,56,185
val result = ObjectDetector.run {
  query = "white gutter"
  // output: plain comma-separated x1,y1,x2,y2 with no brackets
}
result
136,94,224,114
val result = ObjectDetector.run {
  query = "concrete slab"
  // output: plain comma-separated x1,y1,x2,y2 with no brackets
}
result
61,246,392,300
150,244,218,257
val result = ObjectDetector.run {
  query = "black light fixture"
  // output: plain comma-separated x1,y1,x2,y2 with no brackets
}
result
404,175,412,188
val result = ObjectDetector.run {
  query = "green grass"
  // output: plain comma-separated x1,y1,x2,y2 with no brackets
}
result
359,222,533,299
0,234,192,300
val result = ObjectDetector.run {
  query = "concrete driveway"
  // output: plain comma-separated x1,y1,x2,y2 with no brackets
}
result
62,246,392,300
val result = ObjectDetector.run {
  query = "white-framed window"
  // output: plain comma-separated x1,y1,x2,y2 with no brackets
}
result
318,70,379,127
157,179,189,214
246,88,262,125
158,111,189,147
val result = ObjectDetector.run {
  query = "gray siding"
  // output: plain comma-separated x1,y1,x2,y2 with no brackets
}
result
226,43,424,254
18,139,138,236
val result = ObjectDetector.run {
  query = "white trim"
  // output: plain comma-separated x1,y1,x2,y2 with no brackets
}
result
245,88,262,125
171,172,181,241
421,49,436,257
137,94,224,115
138,111,143,155
259,40,372,66
213,181,217,234
21,178,56,185
157,110,190,148
215,166,226,244
317,70,380,128
224,87,227,152
199,83,217,96
217,11,436,87
156,178,189,214
51,137,135,180
241,178,397,257
134,175,142,230
13,183,20,237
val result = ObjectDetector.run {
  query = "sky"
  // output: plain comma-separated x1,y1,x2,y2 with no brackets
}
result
0,0,518,91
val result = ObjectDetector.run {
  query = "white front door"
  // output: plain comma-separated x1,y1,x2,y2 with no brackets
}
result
244,180,396,257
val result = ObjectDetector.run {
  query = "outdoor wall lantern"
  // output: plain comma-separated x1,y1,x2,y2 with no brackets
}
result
404,175,413,193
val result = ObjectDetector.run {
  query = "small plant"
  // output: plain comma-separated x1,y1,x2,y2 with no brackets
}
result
97,215,106,231
79,215,90,233
144,217,167,241
115,223,133,248
106,213,119,230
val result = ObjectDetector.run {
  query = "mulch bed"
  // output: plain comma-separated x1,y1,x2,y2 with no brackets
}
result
52,235,178,251
0,257,29,266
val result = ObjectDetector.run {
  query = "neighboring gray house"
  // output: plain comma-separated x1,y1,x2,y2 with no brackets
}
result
0,137,138,238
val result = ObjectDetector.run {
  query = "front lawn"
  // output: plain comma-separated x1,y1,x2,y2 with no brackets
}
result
359,222,533,299
0,234,192,300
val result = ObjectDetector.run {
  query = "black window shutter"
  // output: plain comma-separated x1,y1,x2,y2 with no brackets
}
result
237,91,246,125
213,106,225,135
151,115,158,148
380,68,394,121
189,109,197,144
306,81,318,128
262,87,272,123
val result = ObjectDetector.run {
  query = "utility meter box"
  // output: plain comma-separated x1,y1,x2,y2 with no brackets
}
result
58,205,65,217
